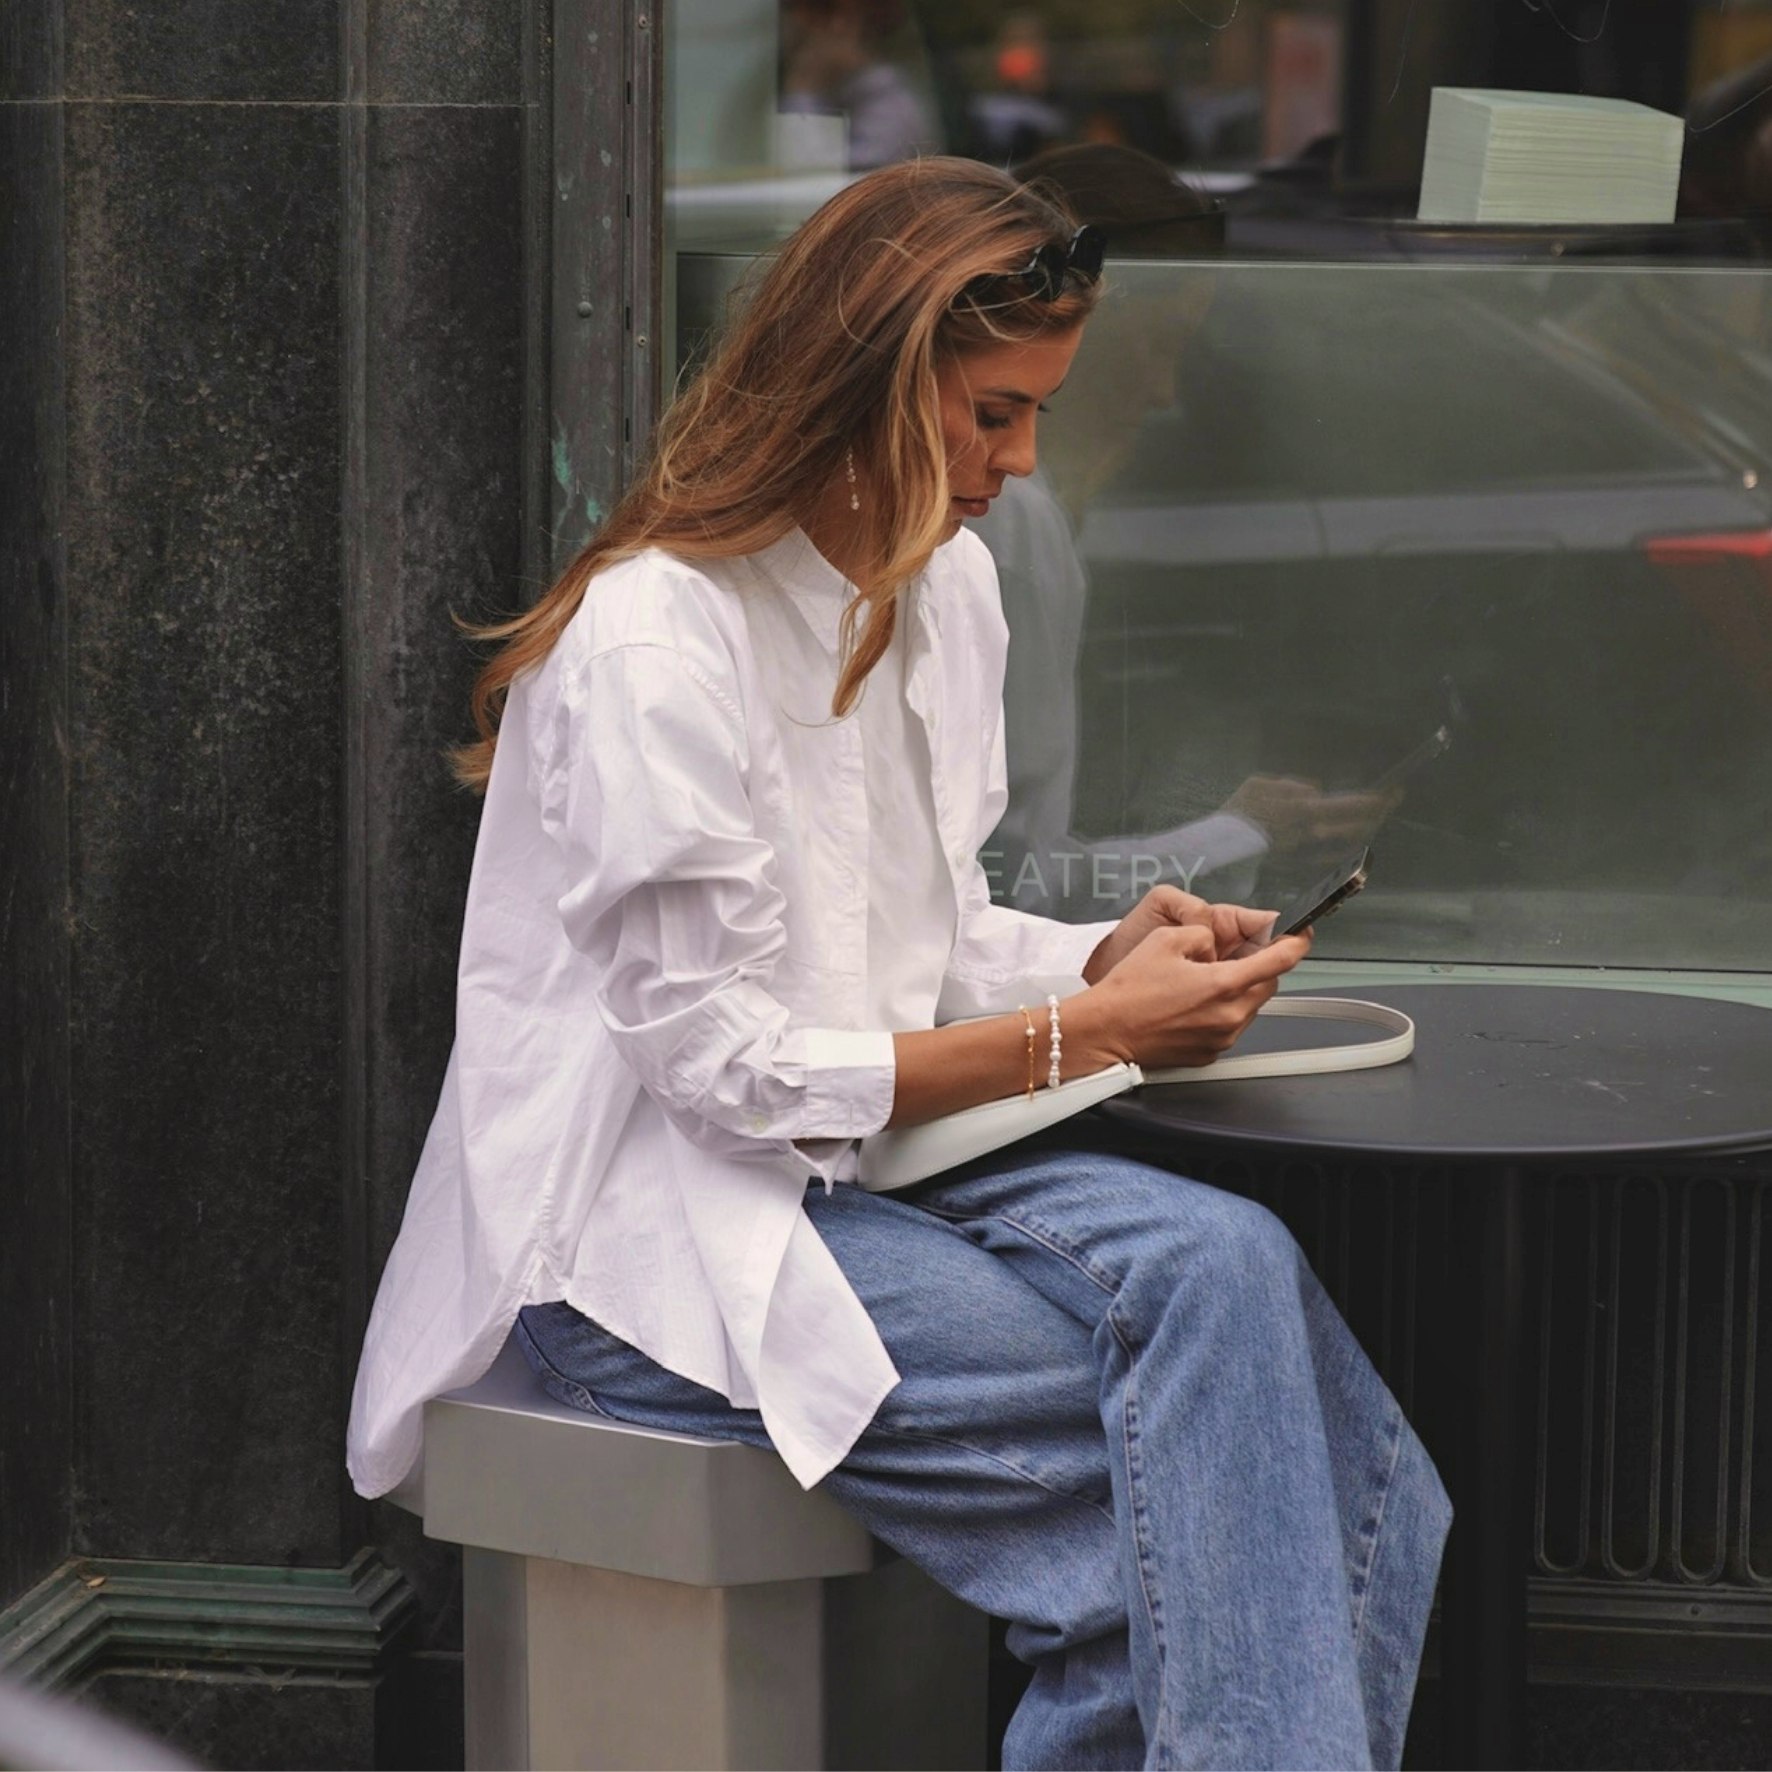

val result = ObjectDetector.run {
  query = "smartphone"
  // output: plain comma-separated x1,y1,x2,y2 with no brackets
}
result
1267,847,1371,941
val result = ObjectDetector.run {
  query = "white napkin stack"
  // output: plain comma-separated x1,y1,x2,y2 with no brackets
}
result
1417,88,1684,226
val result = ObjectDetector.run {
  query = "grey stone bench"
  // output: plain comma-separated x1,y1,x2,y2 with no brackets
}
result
415,1336,989,1770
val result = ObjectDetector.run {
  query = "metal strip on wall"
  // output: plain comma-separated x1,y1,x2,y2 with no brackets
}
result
548,0,663,574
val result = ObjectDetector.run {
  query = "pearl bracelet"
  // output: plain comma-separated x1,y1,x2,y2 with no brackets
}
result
1046,993,1062,1090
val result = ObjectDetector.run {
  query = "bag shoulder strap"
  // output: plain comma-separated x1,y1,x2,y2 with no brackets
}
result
1140,996,1414,1086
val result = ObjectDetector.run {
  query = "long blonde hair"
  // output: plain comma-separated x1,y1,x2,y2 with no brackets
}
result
455,156,1097,790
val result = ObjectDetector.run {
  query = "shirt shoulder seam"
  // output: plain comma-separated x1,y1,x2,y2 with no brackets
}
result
565,638,747,736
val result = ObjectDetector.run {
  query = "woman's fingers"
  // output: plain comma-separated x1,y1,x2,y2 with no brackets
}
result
1147,883,1211,924
1202,940,1305,1044
1149,921,1219,963
1097,925,1310,1070
1221,931,1311,989
1150,958,1290,1066
1231,904,1280,940
1212,902,1278,955
1086,884,1217,983
1131,924,1301,999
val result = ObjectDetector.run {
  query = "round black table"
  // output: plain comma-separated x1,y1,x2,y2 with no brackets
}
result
1100,983,1772,1771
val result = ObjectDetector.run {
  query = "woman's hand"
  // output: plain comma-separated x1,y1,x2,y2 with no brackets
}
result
888,888,1303,1129
1069,905,1312,1075
1083,884,1274,982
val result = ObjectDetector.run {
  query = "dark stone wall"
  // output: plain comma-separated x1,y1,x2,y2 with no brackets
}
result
85,1672,377,1772
367,0,520,102
65,94,349,1568
1,21,73,1607
352,85,526,1673
65,0,339,99
3,0,530,1758
356,103,524,1287
2,0,58,100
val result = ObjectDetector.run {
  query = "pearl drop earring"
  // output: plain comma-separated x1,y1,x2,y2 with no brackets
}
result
845,444,860,513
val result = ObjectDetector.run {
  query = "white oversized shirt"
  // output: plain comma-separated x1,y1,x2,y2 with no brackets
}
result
855,584,953,1036
346,527,1115,1496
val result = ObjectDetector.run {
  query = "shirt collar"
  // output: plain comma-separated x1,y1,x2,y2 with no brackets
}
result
751,528,854,653
750,526,949,655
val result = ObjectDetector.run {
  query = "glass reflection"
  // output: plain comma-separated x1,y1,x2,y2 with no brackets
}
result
664,3,1772,969
976,144,1396,921
670,1,1772,264
779,2,940,171
675,249,1772,969
1035,258,1772,966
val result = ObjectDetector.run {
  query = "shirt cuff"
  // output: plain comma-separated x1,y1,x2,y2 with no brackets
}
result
792,1027,897,1139
1039,917,1119,990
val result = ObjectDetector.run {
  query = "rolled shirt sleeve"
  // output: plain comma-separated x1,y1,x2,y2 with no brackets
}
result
535,641,896,1161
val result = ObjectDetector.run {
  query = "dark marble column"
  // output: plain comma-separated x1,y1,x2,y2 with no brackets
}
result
349,4,528,1707
1,0,74,1615
2,0,533,1760
65,89,349,1571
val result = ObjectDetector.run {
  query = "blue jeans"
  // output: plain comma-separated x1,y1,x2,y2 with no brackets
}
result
518,1147,1450,1771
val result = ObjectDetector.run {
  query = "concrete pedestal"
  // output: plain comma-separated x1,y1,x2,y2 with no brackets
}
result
425,1340,989,1772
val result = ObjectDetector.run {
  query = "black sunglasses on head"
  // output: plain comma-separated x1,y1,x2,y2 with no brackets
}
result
962,225,1107,306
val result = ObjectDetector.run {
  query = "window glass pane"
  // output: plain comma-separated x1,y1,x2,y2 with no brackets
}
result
995,260,1772,969
668,0,1772,279
663,5,1772,971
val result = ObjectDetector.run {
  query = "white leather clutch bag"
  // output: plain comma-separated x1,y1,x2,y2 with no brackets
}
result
854,996,1413,1193
855,1061,1144,1193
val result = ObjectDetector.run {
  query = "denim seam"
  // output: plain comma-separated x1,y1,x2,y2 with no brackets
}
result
912,1201,1123,1298
914,1199,1172,1735
1108,1304,1174,1763
866,1421,1117,1526
1347,1397,1406,1653
512,1313,612,1419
